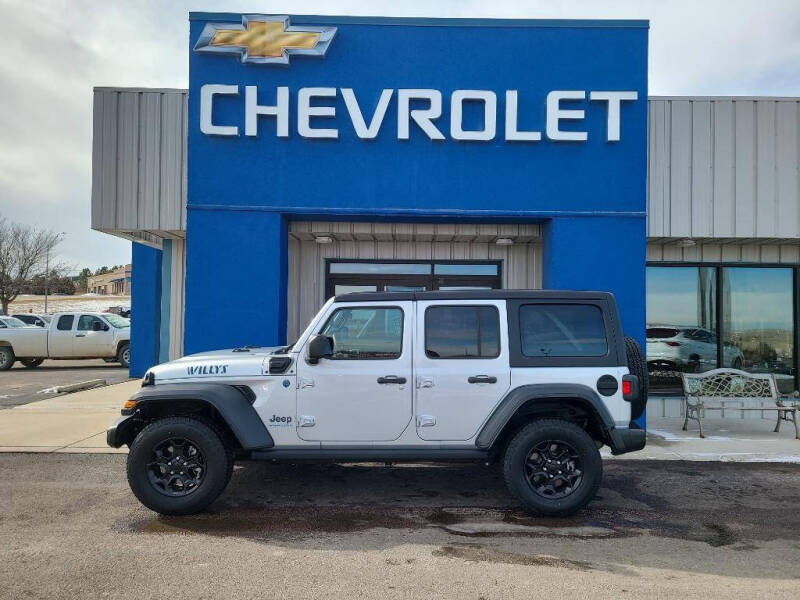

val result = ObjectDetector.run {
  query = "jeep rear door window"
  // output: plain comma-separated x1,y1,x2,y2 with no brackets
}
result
319,307,403,359
425,306,500,359
519,304,607,357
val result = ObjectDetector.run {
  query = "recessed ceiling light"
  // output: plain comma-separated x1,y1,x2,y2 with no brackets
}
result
314,235,333,244
495,238,514,246
676,238,696,248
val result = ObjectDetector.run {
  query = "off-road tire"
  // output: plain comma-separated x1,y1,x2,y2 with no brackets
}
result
503,419,602,516
0,346,15,371
20,358,44,368
127,417,234,515
117,343,130,369
624,336,648,420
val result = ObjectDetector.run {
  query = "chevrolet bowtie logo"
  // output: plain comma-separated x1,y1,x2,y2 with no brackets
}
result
194,15,337,65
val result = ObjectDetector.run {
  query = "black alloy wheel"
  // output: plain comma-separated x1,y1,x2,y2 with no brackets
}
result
127,417,233,515
524,440,583,499
503,419,602,516
147,437,206,497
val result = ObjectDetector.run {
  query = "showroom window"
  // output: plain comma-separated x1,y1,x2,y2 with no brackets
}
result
325,260,502,298
646,265,797,394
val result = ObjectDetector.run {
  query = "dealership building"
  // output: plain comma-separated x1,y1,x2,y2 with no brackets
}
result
91,14,800,419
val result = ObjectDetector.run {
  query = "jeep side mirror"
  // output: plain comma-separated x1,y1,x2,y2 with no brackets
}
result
306,334,333,364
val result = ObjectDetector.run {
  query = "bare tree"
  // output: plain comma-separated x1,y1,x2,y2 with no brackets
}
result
0,216,63,315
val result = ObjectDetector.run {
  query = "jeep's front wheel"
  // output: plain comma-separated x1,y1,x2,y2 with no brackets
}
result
503,419,602,516
127,417,233,515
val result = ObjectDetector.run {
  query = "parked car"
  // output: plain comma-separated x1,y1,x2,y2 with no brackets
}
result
0,316,33,329
108,290,647,517
646,325,744,373
0,312,130,370
11,313,52,328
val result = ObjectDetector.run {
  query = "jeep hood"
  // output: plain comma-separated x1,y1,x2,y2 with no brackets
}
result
147,346,293,382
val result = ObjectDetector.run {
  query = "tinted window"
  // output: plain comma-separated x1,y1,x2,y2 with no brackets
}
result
57,315,74,331
520,304,607,357
722,267,795,393
425,306,500,359
319,307,403,359
646,266,717,390
78,315,105,331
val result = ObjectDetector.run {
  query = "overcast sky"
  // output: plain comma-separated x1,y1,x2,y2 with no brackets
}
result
0,0,799,271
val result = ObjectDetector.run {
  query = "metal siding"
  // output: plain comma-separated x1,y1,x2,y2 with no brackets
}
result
647,241,800,264
285,222,542,341
755,101,777,237
776,101,799,238
690,101,713,237
91,88,186,236
669,100,692,238
712,100,735,236
647,97,800,240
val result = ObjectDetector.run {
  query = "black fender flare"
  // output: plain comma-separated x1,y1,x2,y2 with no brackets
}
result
475,384,617,450
108,383,273,450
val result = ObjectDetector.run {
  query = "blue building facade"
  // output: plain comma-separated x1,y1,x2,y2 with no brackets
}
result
176,14,648,358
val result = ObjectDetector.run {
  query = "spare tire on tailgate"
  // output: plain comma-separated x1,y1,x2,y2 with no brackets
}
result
624,336,648,421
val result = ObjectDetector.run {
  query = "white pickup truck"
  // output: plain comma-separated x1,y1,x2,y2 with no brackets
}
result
0,312,130,370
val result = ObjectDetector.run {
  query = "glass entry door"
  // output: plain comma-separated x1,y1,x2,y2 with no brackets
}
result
325,260,502,299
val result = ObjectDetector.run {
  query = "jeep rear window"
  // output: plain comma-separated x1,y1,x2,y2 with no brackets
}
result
425,305,500,359
519,304,607,357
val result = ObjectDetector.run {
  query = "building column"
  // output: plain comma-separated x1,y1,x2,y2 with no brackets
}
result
158,239,173,365
184,209,288,354
130,242,162,377
542,215,647,427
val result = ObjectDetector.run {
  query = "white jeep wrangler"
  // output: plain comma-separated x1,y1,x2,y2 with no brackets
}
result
108,290,647,516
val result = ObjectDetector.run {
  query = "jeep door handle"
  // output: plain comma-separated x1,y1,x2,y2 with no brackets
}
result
377,375,407,384
468,375,497,384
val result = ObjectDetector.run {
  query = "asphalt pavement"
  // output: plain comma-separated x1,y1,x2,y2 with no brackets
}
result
1,454,798,599
0,360,130,408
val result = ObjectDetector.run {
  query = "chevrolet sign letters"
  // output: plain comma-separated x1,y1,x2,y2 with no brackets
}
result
195,15,637,143
199,86,638,142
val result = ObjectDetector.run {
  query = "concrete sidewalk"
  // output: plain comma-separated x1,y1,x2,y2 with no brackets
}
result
0,380,138,453
603,416,800,463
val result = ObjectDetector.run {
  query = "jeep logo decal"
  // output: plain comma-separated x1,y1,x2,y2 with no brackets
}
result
186,364,228,376
268,414,293,426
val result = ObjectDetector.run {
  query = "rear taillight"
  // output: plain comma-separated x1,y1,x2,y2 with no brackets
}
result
622,374,639,403
665,341,681,347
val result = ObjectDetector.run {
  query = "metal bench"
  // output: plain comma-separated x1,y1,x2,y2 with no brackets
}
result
681,368,799,439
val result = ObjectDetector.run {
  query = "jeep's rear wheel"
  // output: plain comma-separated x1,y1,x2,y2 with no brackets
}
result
127,417,233,515
503,419,602,516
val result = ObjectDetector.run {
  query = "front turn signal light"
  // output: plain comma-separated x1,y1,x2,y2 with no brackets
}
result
123,400,137,410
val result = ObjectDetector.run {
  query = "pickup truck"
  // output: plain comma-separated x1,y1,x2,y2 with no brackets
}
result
0,312,130,370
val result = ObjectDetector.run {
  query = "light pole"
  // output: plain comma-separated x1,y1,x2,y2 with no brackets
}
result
44,232,65,314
